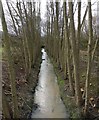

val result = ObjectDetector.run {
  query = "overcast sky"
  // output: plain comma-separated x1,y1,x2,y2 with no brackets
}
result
0,0,98,32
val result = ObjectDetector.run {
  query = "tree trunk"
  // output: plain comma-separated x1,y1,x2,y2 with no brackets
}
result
2,89,11,118
16,2,28,75
68,1,82,107
1,1,19,118
63,1,74,95
84,1,93,115
77,0,81,64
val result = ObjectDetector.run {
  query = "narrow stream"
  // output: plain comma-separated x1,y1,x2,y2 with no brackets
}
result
31,49,69,118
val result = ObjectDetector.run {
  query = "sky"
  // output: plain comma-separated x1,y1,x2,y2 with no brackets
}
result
0,0,98,32
0,0,47,31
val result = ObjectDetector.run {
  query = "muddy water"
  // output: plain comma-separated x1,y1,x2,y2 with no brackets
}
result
31,49,69,118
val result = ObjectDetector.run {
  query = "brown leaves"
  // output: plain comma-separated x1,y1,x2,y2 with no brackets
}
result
16,79,27,86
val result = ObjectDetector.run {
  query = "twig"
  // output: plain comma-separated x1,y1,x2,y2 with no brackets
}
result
19,96,32,111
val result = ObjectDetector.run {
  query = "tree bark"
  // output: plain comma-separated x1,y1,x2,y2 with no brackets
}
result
1,1,19,118
84,1,93,115
63,1,74,95
2,89,11,118
68,1,82,107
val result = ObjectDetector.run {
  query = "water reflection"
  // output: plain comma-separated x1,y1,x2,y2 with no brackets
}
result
31,49,69,118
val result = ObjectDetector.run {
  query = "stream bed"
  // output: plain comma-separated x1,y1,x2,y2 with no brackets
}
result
31,49,69,118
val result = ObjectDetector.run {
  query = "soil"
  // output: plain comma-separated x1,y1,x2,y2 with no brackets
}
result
2,49,99,119
2,53,42,118
51,50,99,119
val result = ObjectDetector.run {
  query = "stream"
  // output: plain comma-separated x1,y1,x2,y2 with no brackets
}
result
31,49,69,118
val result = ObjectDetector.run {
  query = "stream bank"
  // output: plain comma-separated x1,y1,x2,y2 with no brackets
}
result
50,50,99,119
31,49,69,118
2,52,42,118
50,58,81,119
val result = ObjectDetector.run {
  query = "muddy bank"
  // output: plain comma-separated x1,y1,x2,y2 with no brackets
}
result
31,49,69,118
50,50,99,119
2,53,42,118
51,60,80,119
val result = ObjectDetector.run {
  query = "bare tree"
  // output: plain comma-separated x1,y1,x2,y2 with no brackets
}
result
63,1,74,95
1,1,19,118
84,1,93,115
68,1,82,107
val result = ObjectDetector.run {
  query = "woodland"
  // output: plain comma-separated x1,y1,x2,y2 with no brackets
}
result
1,0,99,119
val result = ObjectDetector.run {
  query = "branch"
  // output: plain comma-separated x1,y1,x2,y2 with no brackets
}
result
81,1,97,29
73,3,78,16
91,38,99,61
6,0,18,36
81,6,88,29
10,2,20,18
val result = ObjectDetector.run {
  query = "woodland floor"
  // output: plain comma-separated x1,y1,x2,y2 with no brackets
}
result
2,52,41,118
52,50,99,119
2,48,99,119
